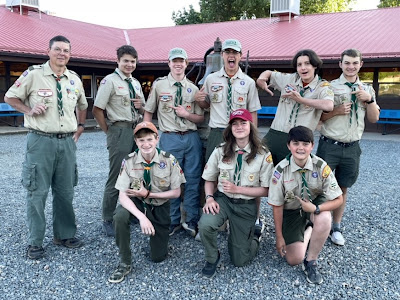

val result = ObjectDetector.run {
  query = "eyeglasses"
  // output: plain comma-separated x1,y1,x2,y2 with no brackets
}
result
223,50,240,55
51,47,70,54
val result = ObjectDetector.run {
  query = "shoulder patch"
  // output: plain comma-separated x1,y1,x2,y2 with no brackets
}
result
322,165,331,178
320,82,330,87
266,154,273,164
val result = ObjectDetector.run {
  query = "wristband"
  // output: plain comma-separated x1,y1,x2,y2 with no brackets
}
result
366,99,374,104
205,194,214,201
78,123,85,128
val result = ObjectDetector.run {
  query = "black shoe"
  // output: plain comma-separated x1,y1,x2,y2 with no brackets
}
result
53,237,83,248
102,221,115,237
202,251,220,278
302,259,323,284
27,245,44,259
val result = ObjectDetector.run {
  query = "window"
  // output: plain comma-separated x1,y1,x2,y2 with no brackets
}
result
81,75,92,98
377,68,400,98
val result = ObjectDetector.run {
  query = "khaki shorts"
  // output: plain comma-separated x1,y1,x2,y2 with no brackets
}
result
282,195,325,245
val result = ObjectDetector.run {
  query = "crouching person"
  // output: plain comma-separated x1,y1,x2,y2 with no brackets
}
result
199,109,273,278
268,126,343,284
108,121,186,283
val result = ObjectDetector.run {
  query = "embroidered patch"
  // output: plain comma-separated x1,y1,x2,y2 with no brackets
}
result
22,71,28,77
272,178,278,185
14,80,21,87
248,174,255,181
320,82,330,87
327,89,334,96
237,97,244,103
101,79,107,85
240,80,245,85
185,105,192,111
330,181,338,189
266,154,273,164
159,161,166,169
70,80,75,85
312,172,318,178
160,95,173,101
211,85,223,92
322,165,332,178
273,170,281,179
187,88,192,93
37,89,53,97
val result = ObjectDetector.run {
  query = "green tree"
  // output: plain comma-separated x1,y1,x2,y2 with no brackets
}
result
172,0,354,25
377,0,400,8
172,5,202,25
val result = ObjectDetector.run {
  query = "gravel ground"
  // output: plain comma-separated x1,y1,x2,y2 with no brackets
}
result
0,130,399,300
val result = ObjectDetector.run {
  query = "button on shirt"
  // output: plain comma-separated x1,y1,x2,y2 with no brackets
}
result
94,68,145,123
5,61,88,133
202,143,274,200
203,68,261,128
268,155,342,210
115,150,186,206
145,73,202,132
320,74,376,143
269,72,334,133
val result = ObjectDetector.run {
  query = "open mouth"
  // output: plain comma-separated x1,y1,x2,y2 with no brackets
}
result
228,59,235,68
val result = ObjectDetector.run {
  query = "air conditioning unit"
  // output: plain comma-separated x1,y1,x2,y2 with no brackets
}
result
6,0,40,9
270,0,300,16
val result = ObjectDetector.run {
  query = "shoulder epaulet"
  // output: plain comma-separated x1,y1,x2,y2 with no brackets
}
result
69,69,78,76
217,142,225,148
127,152,136,159
154,76,167,83
28,65,43,71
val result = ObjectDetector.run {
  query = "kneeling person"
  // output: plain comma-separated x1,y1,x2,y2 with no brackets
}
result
199,109,273,278
109,122,186,283
268,126,343,284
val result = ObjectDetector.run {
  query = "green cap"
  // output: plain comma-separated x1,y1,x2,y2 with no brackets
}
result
222,39,242,52
168,48,188,60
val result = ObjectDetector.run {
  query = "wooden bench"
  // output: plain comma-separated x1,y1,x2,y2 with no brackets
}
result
258,106,277,119
377,109,400,135
0,103,24,127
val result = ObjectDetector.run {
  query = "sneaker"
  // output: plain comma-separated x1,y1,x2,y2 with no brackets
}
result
53,237,83,248
102,221,115,237
254,218,265,238
330,229,345,246
169,223,181,236
27,245,44,259
108,263,132,283
202,251,220,279
182,222,197,237
302,259,323,284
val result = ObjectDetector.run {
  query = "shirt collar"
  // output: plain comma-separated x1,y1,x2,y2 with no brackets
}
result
294,73,320,91
168,73,187,87
233,142,251,153
289,155,314,173
115,68,132,81
44,60,71,79
136,151,161,165
218,67,244,80
339,73,361,85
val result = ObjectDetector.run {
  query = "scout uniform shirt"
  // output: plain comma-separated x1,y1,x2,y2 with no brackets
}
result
5,61,88,133
203,68,261,128
94,68,145,123
268,154,342,210
320,74,377,143
145,74,201,132
202,143,273,200
269,72,334,133
115,149,186,206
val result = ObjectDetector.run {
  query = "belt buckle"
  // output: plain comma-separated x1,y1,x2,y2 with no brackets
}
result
56,133,63,139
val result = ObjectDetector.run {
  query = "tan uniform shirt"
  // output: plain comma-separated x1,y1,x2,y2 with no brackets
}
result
269,72,334,133
94,68,145,123
202,143,274,200
204,68,261,128
268,155,342,210
5,61,88,133
320,74,376,143
145,74,201,132
115,149,186,206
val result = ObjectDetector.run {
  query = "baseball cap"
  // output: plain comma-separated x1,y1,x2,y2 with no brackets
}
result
229,108,253,123
168,48,188,60
133,121,158,135
222,39,242,53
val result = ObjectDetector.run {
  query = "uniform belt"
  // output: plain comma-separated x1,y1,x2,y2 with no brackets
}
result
29,130,74,139
112,121,136,128
320,135,358,148
163,130,194,135
215,191,255,204
210,127,225,131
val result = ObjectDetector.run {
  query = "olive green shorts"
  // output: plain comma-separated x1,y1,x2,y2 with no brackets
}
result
282,195,325,245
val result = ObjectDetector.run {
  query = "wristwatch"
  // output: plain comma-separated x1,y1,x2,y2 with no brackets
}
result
205,195,214,201
366,99,375,104
78,123,85,129
314,205,321,215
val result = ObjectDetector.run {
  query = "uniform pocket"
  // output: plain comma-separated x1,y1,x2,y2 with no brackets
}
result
21,162,37,191
233,87,248,108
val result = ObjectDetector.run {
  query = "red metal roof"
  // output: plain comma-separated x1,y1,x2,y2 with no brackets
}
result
1,5,400,64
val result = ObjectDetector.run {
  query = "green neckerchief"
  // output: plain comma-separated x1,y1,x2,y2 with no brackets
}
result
288,84,310,126
344,82,359,126
52,74,65,117
227,77,233,118
174,82,185,124
233,149,245,185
